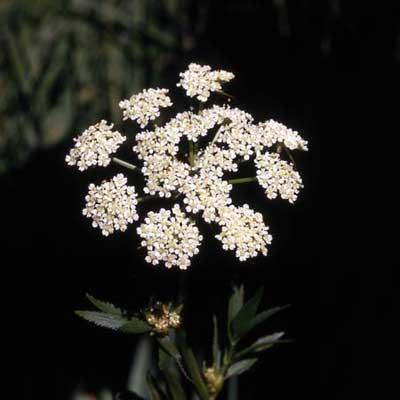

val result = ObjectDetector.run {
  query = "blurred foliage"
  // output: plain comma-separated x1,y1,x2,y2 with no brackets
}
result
0,0,209,174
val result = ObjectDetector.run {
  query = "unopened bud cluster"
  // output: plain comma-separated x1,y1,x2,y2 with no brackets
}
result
204,367,224,395
145,303,181,334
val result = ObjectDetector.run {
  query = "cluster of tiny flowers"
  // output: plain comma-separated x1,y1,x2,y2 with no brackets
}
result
137,205,203,269
206,105,255,159
177,63,234,102
255,152,303,203
67,63,309,268
250,119,309,151
215,205,272,261
119,88,172,128
180,169,233,223
145,303,181,334
141,156,190,198
65,120,125,171
134,126,181,159
194,144,238,173
82,174,139,236
172,110,219,142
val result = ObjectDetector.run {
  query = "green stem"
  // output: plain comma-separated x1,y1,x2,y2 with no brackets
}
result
112,157,138,171
228,176,257,185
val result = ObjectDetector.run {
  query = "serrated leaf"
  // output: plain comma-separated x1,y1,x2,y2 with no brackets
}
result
226,358,258,379
75,311,127,330
121,318,151,334
75,311,150,334
235,332,285,359
230,288,264,342
86,293,123,315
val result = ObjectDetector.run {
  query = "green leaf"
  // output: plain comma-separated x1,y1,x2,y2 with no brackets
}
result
121,319,151,334
157,337,182,361
226,358,258,379
75,311,127,330
245,305,291,335
146,372,165,400
158,345,187,400
212,315,221,369
235,332,285,359
86,293,123,315
178,334,209,400
230,288,264,342
157,336,191,383
228,285,244,324
75,311,150,334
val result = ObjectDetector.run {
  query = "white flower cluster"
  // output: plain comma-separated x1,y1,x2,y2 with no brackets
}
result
67,63,309,269
65,120,125,171
82,174,139,236
137,205,202,269
142,157,190,198
251,119,308,151
180,169,233,222
177,63,235,102
194,144,238,173
255,152,303,203
207,106,255,159
215,205,272,261
119,88,172,128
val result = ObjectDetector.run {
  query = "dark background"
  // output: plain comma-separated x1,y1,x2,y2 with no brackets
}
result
1,1,397,399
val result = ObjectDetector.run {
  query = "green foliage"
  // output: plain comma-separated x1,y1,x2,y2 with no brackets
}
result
76,293,151,333
75,310,151,333
0,0,207,173
225,359,258,379
74,285,289,400
86,293,124,315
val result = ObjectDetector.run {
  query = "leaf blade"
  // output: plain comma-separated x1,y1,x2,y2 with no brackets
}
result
75,311,127,330
86,293,123,315
230,288,264,341
226,358,258,379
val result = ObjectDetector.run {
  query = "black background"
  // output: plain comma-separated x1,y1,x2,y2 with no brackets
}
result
2,1,397,399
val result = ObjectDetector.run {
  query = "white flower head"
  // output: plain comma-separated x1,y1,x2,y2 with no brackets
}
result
255,152,303,203
66,120,125,171
137,204,203,270
251,119,308,151
206,105,255,159
194,144,238,173
215,205,272,261
142,156,190,198
83,174,139,236
177,63,235,102
180,169,233,223
119,88,172,128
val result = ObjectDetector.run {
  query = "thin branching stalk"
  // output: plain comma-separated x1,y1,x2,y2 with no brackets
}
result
112,157,138,171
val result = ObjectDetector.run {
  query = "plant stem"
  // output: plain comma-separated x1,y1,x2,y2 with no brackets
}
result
217,90,235,100
112,157,138,171
228,176,257,185
188,140,195,167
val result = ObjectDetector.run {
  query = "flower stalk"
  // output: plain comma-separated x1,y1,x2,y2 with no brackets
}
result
112,157,138,171
228,176,257,185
